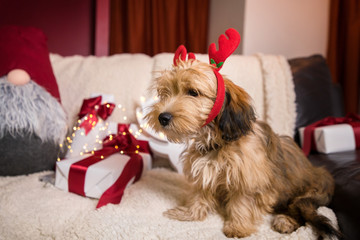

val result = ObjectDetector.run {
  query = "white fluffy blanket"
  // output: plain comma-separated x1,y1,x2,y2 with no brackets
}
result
0,169,338,240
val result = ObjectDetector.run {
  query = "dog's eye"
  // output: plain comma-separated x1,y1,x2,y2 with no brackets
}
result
187,89,199,97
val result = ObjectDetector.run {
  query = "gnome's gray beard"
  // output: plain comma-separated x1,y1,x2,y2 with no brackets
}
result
0,76,68,144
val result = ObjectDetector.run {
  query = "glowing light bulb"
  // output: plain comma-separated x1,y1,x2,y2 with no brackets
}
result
137,111,143,118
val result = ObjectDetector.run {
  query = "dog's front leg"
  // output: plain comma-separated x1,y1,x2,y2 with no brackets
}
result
223,194,264,238
163,191,213,221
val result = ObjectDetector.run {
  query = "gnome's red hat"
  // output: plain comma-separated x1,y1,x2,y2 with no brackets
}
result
0,25,61,102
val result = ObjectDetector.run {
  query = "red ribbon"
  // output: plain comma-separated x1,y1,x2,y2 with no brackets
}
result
302,113,360,156
67,124,151,208
78,96,115,135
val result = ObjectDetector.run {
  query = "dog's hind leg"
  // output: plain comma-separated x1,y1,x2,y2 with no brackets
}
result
285,169,342,239
272,214,300,234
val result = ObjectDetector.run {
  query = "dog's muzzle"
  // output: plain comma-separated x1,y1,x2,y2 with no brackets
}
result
158,112,172,126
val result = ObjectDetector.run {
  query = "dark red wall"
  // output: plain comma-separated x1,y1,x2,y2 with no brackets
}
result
0,0,95,56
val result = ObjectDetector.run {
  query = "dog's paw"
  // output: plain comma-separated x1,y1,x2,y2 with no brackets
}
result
272,214,300,234
163,206,207,221
223,221,254,238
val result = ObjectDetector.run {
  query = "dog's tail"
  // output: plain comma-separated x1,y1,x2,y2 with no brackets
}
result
290,198,342,239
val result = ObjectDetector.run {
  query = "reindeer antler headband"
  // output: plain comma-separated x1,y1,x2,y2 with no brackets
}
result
173,28,241,127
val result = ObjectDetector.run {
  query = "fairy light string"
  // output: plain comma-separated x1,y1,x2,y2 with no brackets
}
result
58,97,148,161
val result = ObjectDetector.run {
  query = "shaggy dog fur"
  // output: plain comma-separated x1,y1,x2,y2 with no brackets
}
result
145,59,341,239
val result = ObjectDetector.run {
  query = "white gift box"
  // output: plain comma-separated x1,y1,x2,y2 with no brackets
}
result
136,98,186,174
66,94,117,158
55,150,151,199
66,121,118,158
299,124,356,154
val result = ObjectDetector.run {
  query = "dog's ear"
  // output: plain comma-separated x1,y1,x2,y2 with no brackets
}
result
217,81,256,142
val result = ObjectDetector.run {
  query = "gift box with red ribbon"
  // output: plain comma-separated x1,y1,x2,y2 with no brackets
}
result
55,124,152,208
66,94,116,158
300,113,360,155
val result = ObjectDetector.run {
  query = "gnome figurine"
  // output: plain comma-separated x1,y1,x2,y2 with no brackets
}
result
0,25,67,176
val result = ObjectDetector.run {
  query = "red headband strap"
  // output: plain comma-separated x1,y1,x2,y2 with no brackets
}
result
202,69,226,127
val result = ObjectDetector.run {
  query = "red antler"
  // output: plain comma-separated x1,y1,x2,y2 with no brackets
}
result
173,45,196,66
208,28,240,71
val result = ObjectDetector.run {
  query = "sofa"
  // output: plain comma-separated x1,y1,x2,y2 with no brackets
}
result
0,51,357,239
289,55,360,240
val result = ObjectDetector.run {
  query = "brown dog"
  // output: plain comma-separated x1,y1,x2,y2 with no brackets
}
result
145,30,340,239
146,57,339,237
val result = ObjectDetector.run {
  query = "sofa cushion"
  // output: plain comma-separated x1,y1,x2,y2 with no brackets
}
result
50,54,154,127
288,54,344,141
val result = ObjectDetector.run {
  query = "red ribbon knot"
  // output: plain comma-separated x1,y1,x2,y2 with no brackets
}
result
78,96,115,135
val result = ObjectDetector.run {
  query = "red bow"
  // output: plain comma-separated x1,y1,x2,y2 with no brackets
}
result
68,124,151,208
78,96,115,135
302,113,360,156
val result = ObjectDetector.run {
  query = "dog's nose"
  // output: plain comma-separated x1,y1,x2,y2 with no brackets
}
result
158,112,172,126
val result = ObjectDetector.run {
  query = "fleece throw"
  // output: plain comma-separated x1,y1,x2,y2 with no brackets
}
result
0,169,338,240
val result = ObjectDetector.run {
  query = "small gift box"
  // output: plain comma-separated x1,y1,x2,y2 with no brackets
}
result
66,94,116,158
300,124,356,154
136,97,186,173
55,124,152,208
300,113,360,155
